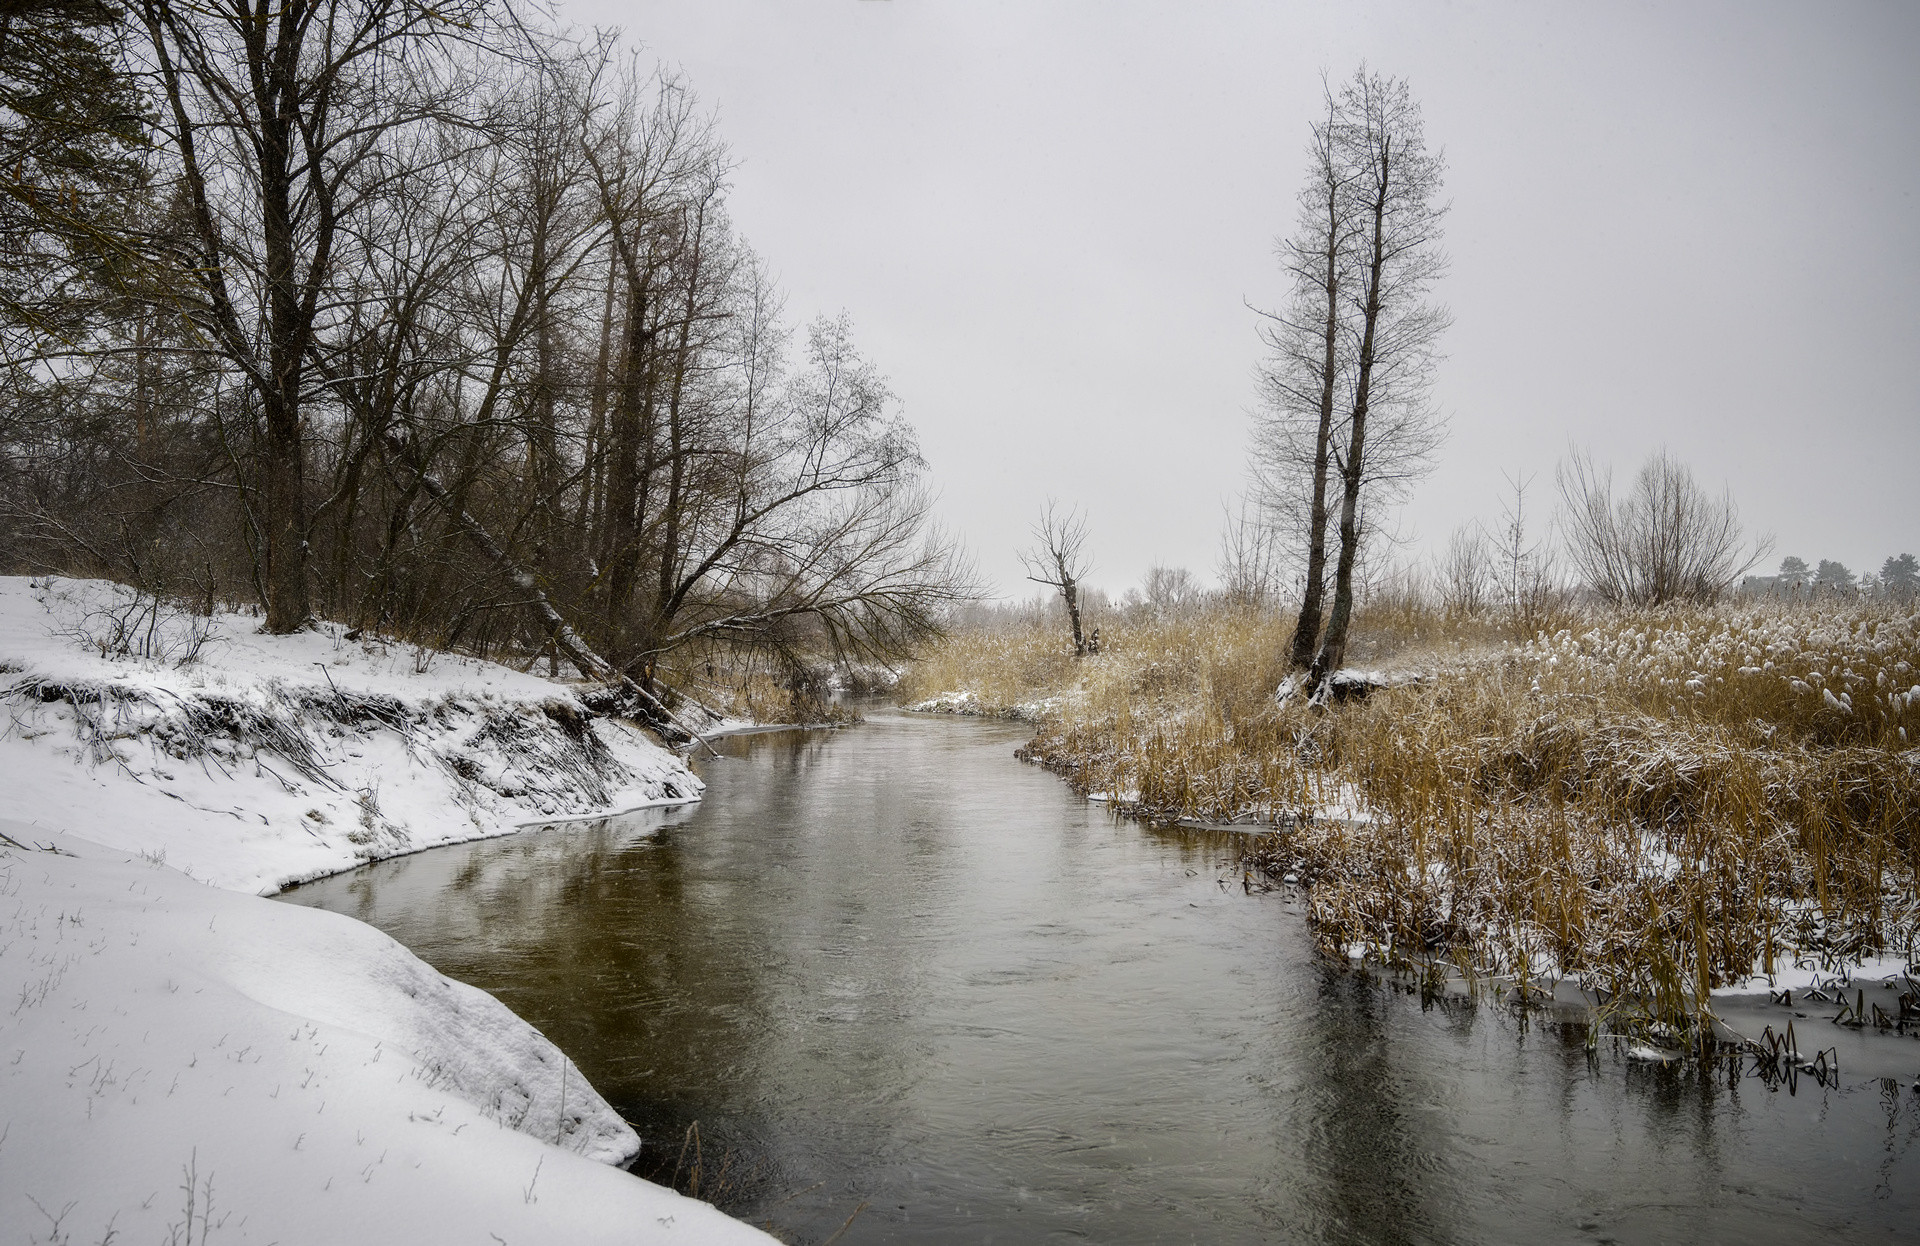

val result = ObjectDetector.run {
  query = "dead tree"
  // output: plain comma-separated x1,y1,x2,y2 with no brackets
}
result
1021,501,1093,657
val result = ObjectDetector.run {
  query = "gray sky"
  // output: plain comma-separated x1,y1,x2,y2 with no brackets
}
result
566,0,1920,598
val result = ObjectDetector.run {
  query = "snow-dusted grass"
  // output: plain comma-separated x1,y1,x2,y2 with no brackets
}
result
898,616,1101,716
0,577,701,894
0,577,772,1243
915,600,1920,1032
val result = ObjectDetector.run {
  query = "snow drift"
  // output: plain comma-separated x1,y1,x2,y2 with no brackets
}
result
0,829,772,1244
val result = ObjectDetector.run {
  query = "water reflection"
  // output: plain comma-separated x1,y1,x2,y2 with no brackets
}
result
284,714,1918,1244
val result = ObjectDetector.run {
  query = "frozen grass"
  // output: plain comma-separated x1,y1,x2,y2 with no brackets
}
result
907,599,1920,1032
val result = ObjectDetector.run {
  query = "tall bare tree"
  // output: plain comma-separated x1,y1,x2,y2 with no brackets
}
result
1253,85,1355,668
128,0,498,631
1306,69,1450,693
1252,69,1447,688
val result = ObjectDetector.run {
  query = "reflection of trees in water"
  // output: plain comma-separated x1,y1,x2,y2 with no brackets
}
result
1249,966,1457,1245
304,722,960,1227
1874,1078,1920,1200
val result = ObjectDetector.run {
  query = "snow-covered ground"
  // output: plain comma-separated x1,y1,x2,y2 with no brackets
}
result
0,578,700,894
903,689,1063,721
0,829,771,1244
0,578,774,1244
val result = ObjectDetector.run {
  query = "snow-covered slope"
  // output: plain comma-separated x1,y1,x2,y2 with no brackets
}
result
0,829,772,1245
0,578,773,1243
0,577,700,893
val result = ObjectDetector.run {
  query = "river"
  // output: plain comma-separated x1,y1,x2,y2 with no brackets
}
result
281,711,1918,1243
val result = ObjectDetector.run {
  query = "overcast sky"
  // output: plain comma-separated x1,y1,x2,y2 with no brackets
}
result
563,0,1920,598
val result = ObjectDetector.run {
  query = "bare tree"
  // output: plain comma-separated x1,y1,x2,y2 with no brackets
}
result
1306,70,1450,692
1439,523,1490,615
1557,448,1770,606
1142,564,1200,619
1021,500,1092,656
1489,470,1561,634
1216,497,1281,609
1251,84,1354,668
126,0,502,631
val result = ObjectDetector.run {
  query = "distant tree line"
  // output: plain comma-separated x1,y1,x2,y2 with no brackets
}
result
0,0,975,732
1752,554,1918,601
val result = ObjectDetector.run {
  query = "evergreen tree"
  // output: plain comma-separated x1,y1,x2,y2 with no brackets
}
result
1813,559,1855,594
1883,553,1919,601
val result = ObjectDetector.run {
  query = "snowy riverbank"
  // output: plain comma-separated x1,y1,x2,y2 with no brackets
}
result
0,578,774,1244
0,577,700,894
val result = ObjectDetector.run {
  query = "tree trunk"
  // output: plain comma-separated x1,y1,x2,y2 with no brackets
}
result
650,200,708,666
385,429,695,743
1288,213,1342,669
258,59,310,634
602,272,654,668
1311,138,1393,693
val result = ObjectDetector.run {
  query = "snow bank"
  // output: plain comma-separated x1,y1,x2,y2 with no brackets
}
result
0,829,772,1244
0,577,701,894
905,689,1060,721
0,578,773,1243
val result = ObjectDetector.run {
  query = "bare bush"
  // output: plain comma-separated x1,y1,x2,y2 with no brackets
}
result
1216,498,1283,609
52,584,219,666
1557,449,1770,606
1439,525,1490,615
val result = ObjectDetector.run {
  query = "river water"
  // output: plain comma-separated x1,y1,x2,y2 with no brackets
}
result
282,712,1918,1243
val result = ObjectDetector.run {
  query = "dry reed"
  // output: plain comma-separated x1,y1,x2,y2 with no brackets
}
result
907,598,1920,1031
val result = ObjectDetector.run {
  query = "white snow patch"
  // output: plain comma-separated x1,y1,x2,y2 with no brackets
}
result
1712,953,1915,996
0,830,772,1244
905,690,1059,721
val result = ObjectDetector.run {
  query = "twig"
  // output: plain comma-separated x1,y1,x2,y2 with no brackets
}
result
821,1200,871,1245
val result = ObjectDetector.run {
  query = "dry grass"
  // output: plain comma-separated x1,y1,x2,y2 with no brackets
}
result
908,598,1920,1031
657,648,862,728
898,617,1093,715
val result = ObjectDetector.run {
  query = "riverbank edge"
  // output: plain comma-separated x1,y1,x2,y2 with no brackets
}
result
0,577,778,1243
1009,724,1920,1074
